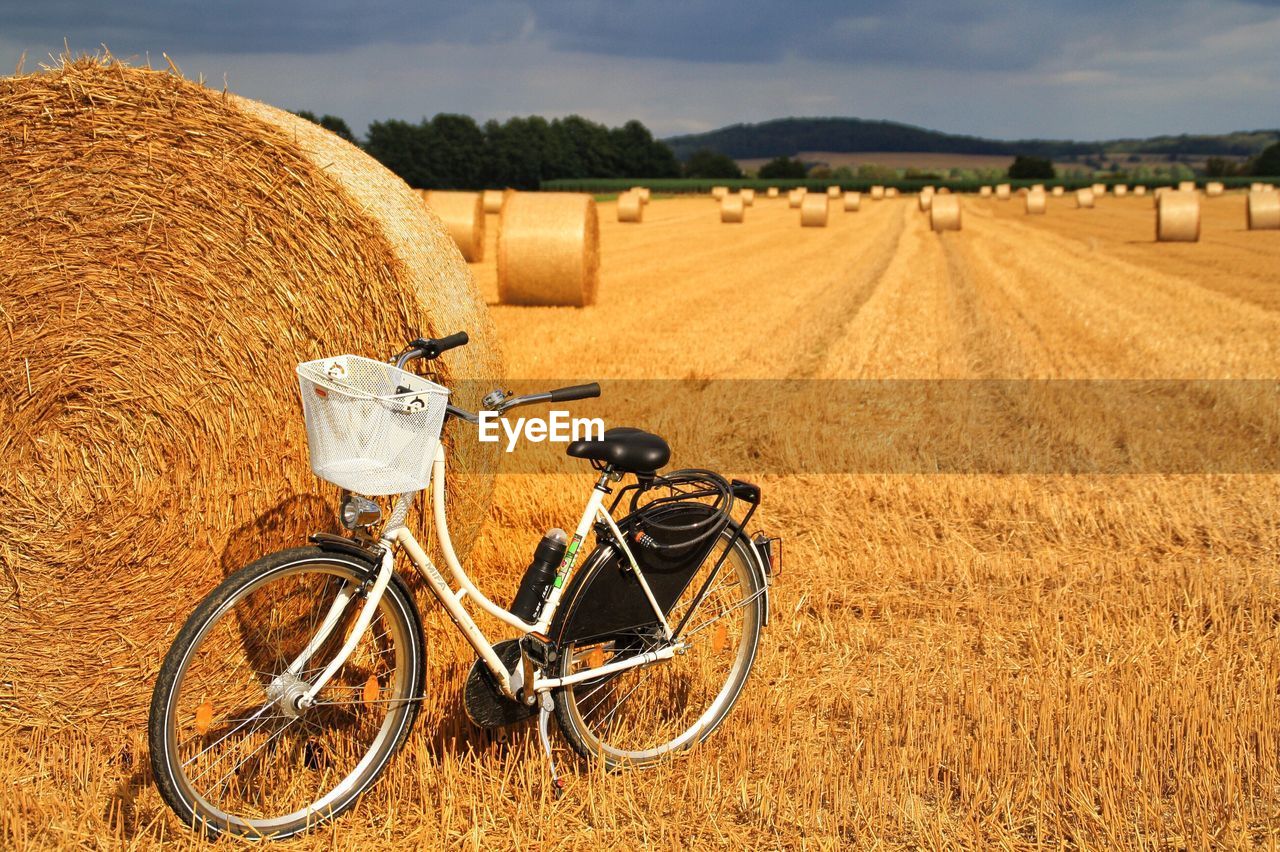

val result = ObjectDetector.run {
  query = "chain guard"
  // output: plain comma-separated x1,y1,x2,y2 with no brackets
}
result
463,639,539,729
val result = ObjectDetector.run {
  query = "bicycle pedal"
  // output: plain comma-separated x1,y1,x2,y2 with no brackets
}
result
463,640,538,729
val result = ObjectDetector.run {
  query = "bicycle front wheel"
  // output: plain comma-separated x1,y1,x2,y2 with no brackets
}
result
554,530,765,767
148,546,424,839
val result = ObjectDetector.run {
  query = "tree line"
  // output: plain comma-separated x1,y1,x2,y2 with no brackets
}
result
296,110,705,189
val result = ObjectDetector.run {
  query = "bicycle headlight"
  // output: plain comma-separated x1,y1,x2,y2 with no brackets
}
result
340,495,382,530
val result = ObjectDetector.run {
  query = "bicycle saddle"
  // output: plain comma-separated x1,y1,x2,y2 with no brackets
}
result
566,427,670,473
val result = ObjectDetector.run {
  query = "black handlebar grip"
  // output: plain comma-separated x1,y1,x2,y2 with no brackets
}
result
435,331,469,353
409,331,469,359
548,382,601,403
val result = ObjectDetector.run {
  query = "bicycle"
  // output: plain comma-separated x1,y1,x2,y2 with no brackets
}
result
148,331,776,839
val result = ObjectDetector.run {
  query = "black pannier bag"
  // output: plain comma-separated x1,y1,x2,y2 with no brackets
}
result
551,470,753,646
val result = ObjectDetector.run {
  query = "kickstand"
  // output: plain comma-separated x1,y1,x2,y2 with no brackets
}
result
537,692,565,798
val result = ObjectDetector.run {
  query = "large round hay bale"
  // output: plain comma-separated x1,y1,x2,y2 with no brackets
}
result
1051,186,1065,197
423,190,485,262
1247,190,1280,230
617,190,644,223
995,184,1011,200
870,185,886,200
827,185,841,198
0,59,502,729
979,185,993,197
844,191,862,211
800,194,829,227
1205,181,1225,197
767,186,779,198
1178,180,1197,192
1025,189,1047,214
1091,183,1106,195
497,192,599,306
930,195,961,231
937,187,951,194
1134,185,1147,196
711,186,729,200
741,188,756,206
1076,188,1095,209
788,189,805,208
720,194,745,223
885,187,899,198
1114,184,1128,197
1156,190,1201,242
631,186,651,204
918,190,934,212
483,189,506,214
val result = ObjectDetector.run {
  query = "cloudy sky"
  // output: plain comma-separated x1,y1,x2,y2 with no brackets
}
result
2,1,1278,142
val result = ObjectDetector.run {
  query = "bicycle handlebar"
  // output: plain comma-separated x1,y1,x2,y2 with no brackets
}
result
548,383,601,403
392,331,601,423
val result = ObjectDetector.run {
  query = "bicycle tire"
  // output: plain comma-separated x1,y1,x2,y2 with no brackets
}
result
148,545,424,839
553,529,765,768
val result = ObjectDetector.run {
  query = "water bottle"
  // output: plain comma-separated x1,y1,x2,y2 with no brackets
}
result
510,529,567,622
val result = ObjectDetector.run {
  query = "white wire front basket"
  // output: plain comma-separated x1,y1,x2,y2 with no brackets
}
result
296,354,450,495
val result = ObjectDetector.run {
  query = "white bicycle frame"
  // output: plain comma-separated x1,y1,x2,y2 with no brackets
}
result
291,443,680,709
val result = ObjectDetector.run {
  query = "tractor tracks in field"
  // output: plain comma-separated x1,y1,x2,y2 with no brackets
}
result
786,203,909,379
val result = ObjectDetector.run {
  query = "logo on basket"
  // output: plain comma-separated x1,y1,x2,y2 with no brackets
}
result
313,386,329,398
478,411,604,453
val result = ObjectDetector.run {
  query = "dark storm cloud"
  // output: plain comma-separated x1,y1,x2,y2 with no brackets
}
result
0,1,530,55
0,0,1232,72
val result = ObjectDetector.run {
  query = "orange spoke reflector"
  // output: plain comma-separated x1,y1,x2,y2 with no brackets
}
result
363,674,380,705
712,623,728,654
588,646,605,669
194,700,213,734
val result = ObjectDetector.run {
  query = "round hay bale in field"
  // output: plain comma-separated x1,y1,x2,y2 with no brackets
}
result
938,187,951,194
766,186,779,198
885,187,899,198
788,189,805,208
1247,190,1280,230
1025,189,1047,214
1051,186,1065,197
1134,185,1147,196
979,185,993,197
720,194,745,223
1156,190,1201,242
741,188,755,206
711,186,729,200
483,189,506,214
1205,181,1225,197
800,194,829,227
827,185,841,198
843,191,862,211
423,190,486,262
923,185,936,194
870,185,886,200
1178,180,1197,192
1114,184,1128,197
1076,188,1095,209
617,190,644,223
631,186,651,204
1091,183,1106,195
930,195,962,231
918,191,934,212
995,183,1011,200
0,58,502,729
497,192,599,306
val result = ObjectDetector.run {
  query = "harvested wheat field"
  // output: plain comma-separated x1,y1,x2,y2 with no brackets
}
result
4,186,1280,848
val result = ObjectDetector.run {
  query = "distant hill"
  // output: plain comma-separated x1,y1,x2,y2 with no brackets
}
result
663,117,1280,162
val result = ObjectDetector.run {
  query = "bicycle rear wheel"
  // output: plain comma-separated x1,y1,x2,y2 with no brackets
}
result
553,530,765,767
148,546,424,839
